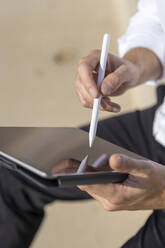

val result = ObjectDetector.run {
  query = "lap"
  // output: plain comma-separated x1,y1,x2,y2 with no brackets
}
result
83,104,164,163
121,210,165,248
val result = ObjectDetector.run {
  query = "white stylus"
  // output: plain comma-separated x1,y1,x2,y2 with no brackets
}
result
89,33,111,147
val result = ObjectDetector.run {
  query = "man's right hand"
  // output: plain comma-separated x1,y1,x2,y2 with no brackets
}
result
75,49,140,112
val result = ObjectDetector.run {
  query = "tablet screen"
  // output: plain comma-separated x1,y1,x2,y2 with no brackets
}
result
0,127,143,175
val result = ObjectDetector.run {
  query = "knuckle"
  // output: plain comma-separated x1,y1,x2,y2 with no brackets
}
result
103,205,111,211
88,97,93,106
103,203,116,212
86,84,93,91
89,49,100,55
78,63,88,75
79,185,88,191
102,199,117,211
82,99,89,108
110,73,120,87
78,61,87,72
78,57,86,65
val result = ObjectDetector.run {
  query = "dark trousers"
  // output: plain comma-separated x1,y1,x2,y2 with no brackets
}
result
1,86,165,248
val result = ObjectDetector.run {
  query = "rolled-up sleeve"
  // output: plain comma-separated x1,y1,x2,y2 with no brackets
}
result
118,0,165,83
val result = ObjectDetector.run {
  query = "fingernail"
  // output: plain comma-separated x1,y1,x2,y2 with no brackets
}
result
102,83,112,95
89,88,97,98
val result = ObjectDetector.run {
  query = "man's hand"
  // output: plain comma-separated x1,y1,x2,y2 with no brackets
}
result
75,50,139,112
75,48,162,112
78,154,165,211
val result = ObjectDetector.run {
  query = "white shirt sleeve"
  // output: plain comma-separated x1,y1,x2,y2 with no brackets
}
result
118,0,165,84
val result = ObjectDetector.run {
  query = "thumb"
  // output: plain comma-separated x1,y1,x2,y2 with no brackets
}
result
110,154,150,175
101,65,129,96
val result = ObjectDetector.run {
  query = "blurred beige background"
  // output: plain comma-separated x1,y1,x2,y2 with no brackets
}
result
0,0,157,247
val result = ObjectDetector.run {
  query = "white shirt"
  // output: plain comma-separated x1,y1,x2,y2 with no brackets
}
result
118,0,165,147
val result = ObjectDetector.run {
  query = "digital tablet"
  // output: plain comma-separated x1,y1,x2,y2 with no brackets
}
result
0,127,144,188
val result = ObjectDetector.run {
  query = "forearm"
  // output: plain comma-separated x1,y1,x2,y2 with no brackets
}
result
124,47,163,86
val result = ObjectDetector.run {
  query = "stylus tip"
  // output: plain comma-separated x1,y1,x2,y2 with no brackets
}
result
77,155,89,174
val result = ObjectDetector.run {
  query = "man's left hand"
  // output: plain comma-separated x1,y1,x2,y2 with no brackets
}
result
78,154,165,211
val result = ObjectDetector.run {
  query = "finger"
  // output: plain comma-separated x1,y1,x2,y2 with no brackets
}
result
78,184,107,194
92,154,109,169
77,91,93,108
78,53,101,98
78,185,115,209
101,64,129,96
101,97,121,112
78,182,119,197
76,76,94,108
85,50,101,68
52,159,80,174
110,154,151,176
78,184,123,210
79,186,117,209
